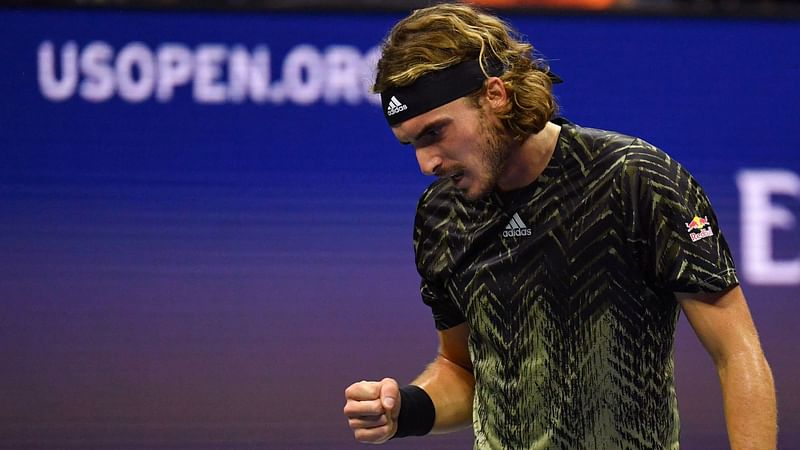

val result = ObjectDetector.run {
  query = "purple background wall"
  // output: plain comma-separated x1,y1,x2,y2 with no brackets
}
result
1,9,798,449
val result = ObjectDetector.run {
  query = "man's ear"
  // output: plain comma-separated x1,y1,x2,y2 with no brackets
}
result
483,77,508,112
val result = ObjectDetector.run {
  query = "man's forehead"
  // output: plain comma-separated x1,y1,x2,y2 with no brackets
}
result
392,113,445,144
391,113,431,142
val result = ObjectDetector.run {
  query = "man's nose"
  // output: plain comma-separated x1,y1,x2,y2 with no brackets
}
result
415,148,443,176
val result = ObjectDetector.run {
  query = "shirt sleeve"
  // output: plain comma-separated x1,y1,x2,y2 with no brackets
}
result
621,141,739,294
414,184,467,331
419,278,467,330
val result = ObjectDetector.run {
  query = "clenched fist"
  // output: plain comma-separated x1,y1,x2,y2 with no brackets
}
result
343,378,400,444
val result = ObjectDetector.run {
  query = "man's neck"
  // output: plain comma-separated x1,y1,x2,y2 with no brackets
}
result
496,121,561,192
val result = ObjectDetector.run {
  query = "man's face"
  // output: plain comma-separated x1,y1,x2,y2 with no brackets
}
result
392,96,511,200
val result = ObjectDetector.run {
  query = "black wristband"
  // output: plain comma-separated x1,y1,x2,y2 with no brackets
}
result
393,385,436,438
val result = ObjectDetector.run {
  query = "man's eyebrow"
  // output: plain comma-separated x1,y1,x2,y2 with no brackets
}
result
399,118,451,146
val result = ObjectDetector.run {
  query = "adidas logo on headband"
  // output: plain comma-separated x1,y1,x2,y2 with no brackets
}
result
386,96,408,116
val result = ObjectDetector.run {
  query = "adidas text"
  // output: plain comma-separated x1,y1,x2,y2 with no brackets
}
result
387,104,407,116
503,228,532,237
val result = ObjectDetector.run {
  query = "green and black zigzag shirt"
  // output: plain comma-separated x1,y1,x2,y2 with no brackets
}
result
413,120,738,449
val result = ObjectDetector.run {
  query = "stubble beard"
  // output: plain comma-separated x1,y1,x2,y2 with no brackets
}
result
466,118,513,200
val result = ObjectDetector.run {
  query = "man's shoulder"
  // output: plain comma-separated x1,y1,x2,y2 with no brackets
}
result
413,178,494,245
416,177,470,216
559,119,643,153
558,118,669,169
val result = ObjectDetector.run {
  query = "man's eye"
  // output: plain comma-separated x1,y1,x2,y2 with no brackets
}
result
427,127,442,138
419,127,442,146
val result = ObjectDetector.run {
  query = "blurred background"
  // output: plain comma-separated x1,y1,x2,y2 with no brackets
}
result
1,0,798,448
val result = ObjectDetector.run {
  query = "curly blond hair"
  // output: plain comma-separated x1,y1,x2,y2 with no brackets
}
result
374,3,557,140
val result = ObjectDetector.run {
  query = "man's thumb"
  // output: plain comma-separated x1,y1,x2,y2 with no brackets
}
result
379,378,399,413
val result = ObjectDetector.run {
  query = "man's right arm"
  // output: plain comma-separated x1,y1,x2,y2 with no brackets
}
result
411,322,474,434
343,322,474,443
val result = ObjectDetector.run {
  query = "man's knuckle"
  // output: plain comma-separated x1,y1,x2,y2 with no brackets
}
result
344,383,359,397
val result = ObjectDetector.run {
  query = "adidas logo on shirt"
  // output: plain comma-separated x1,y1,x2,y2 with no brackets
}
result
503,212,532,237
386,96,408,116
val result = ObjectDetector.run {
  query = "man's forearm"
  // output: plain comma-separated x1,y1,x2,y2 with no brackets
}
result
718,351,777,450
412,355,475,434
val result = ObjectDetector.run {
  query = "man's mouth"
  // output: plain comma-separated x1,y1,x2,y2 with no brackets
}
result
450,171,464,183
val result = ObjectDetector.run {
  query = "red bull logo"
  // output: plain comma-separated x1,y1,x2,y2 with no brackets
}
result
685,215,710,231
685,215,714,242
